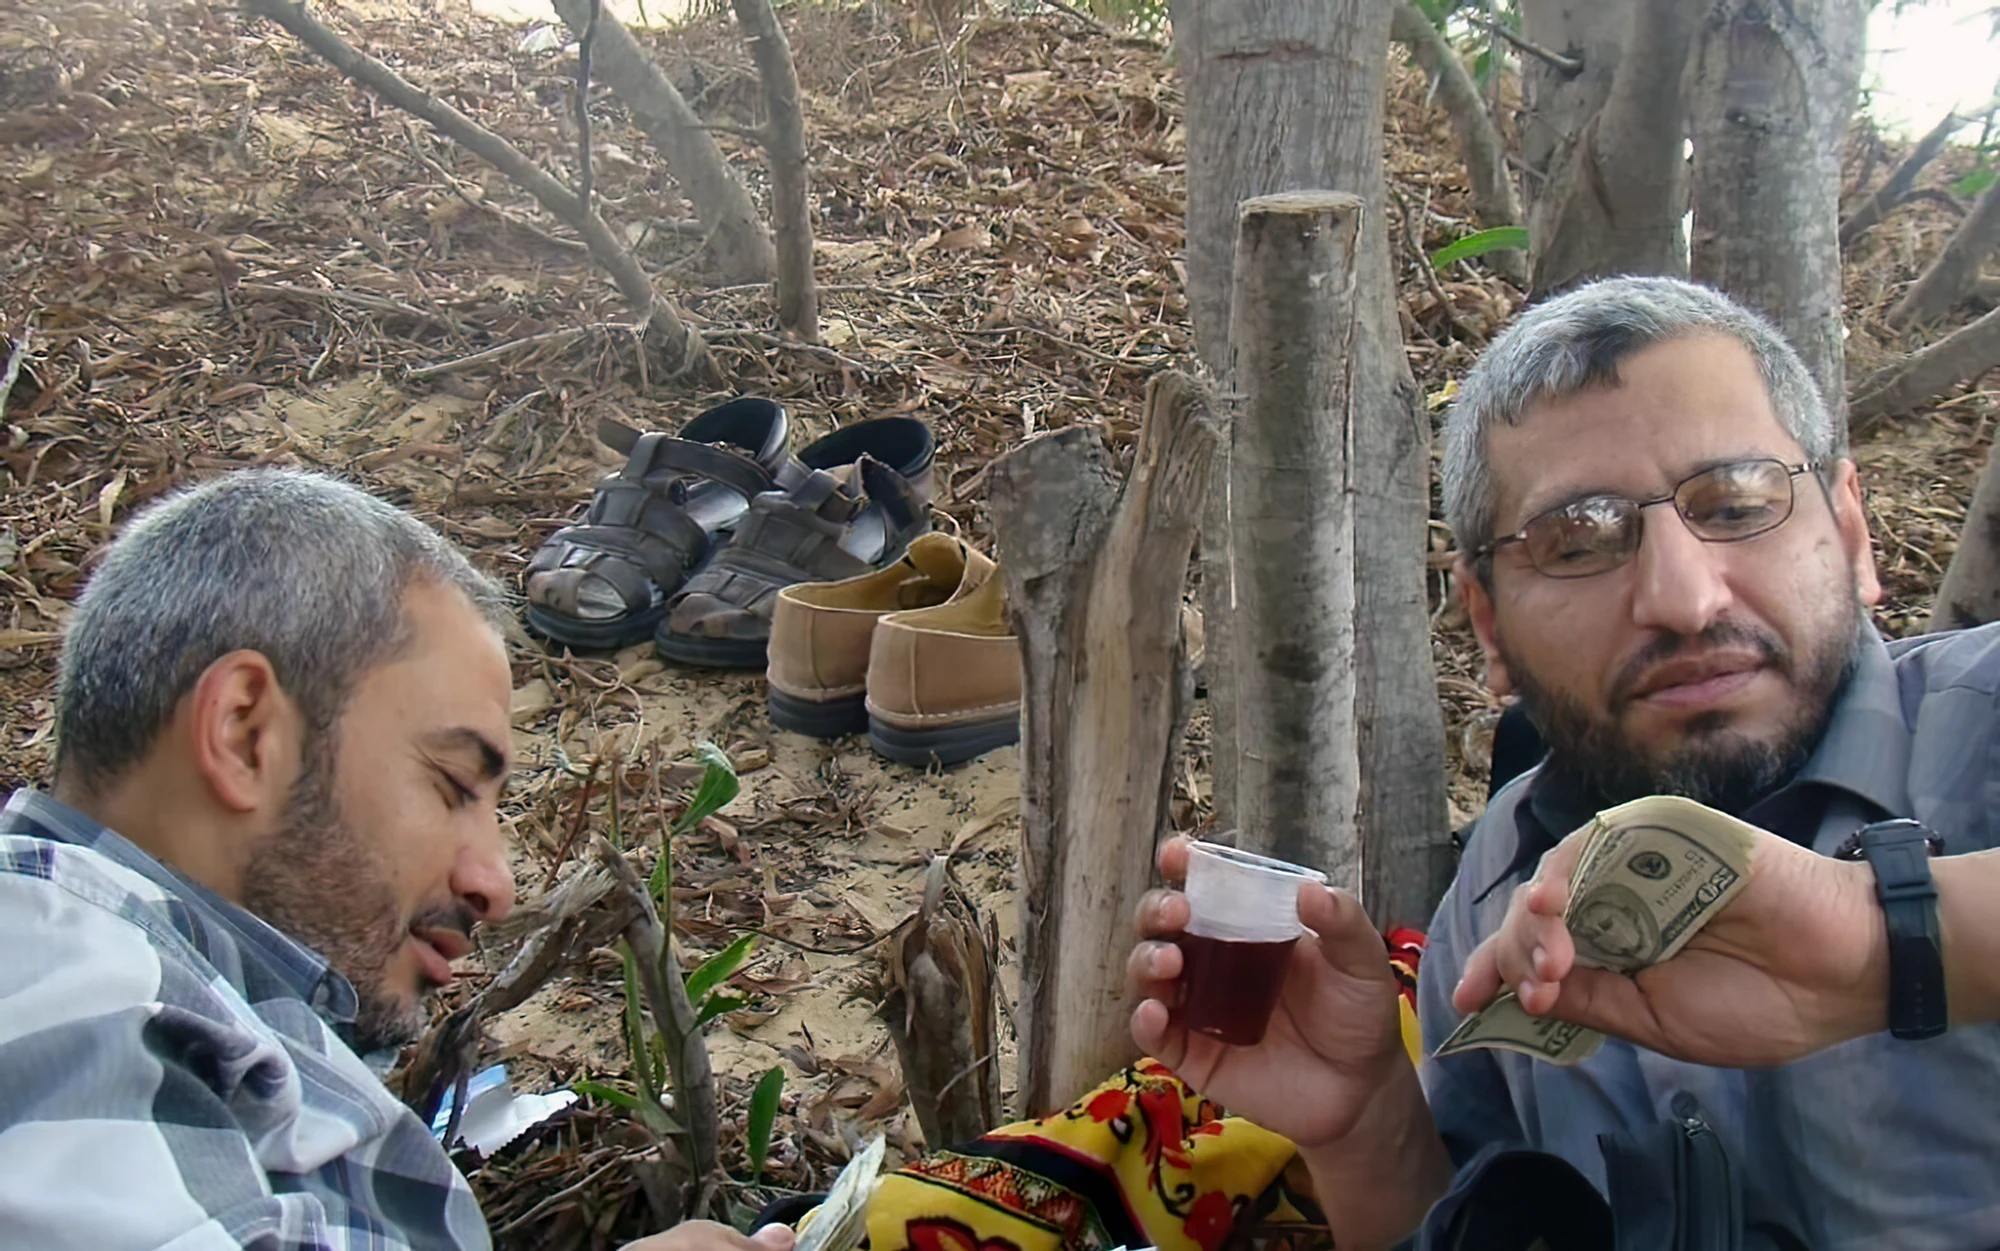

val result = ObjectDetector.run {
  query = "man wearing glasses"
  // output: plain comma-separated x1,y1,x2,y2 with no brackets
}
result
1128,276,2000,1247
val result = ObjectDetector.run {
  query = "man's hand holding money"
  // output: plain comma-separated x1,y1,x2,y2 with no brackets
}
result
1449,800,1890,1069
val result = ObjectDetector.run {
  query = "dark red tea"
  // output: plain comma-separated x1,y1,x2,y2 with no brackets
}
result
1176,931,1297,1046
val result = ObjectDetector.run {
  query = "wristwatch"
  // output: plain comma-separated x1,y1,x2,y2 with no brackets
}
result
1835,819,1947,1041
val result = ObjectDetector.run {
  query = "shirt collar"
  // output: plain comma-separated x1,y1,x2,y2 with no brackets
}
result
1477,622,1909,901
1,788,360,1025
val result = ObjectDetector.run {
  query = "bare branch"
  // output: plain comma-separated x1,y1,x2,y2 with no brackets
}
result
575,0,600,210
730,0,819,340
1850,303,2000,432
244,0,713,382
1463,12,1583,76
1839,110,1966,248
1893,176,2000,327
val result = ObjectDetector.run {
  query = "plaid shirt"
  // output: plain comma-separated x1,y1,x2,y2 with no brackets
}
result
0,789,490,1250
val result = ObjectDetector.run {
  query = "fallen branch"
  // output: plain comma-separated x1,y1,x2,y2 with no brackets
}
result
406,327,601,380
549,0,775,285
1892,176,2000,327
244,0,714,383
1839,110,1964,249
731,0,819,341
1850,303,2000,432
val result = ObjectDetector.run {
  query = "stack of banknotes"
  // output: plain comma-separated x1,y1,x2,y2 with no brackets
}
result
1435,795,1758,1066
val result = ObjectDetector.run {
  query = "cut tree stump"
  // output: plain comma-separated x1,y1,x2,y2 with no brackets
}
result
989,372,1218,1116
1216,192,1363,884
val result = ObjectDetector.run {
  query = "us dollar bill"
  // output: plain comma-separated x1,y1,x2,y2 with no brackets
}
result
1434,795,1759,1065
1563,796,1757,974
1433,990,1606,1066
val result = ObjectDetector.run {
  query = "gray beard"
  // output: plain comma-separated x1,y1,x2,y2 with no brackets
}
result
240,743,430,1054
1507,610,1861,817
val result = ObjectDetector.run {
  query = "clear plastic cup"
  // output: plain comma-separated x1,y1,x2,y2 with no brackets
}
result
1176,838,1329,1046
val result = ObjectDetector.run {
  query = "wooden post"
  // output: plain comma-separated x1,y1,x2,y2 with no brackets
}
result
1218,193,1364,886
990,373,1219,1116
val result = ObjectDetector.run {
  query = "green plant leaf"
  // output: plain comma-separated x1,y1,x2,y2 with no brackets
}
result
746,1066,785,1181
686,933,760,1006
1431,226,1531,269
1953,165,1996,199
574,1079,640,1111
621,944,660,1105
672,742,741,834
1412,0,1447,23
696,993,751,1026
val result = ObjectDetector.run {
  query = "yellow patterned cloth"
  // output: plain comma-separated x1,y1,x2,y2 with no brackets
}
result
860,933,1428,1251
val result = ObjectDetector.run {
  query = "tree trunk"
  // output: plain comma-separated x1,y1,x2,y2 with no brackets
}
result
1893,177,2000,328
1390,2,1527,287
549,0,775,286
1175,0,1452,927
246,0,714,383
1520,0,1700,296
1932,428,2000,632
1688,0,1866,422
1222,193,1363,883
731,0,818,341
989,373,1219,1116
1850,303,2000,432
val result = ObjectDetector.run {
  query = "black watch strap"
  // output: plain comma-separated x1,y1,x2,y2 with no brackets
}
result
1839,819,1947,1041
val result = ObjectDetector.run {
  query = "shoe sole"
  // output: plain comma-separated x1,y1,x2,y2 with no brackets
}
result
527,602,667,651
768,688,868,738
868,715,1020,767
654,627,770,669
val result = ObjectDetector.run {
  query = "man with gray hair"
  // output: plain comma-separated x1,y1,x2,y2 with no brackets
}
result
1128,277,2000,1247
0,470,792,1251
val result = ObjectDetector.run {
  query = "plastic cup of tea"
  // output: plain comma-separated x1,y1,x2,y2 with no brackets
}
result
1175,838,1329,1046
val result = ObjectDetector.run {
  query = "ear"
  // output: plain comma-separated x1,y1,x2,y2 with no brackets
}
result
184,650,305,815
1827,459,1882,607
1456,556,1515,697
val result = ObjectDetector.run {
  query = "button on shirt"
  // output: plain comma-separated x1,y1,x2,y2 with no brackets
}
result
1418,623,2000,1250
0,789,490,1250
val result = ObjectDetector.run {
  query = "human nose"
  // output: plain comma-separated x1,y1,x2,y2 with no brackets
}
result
1628,502,1733,636
452,815,517,925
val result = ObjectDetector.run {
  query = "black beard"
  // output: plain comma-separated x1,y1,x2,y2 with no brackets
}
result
1506,611,1860,817
239,741,462,1054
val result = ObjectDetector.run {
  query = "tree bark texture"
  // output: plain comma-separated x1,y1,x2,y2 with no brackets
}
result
1221,193,1364,885
245,0,714,382
1931,426,2000,631
731,0,819,341
1839,110,1965,249
1688,0,1865,422
990,372,1218,1115
549,0,775,285
1850,303,2000,432
1175,0,1452,928
1519,0,1700,296
1390,1,1527,286
1893,177,2000,328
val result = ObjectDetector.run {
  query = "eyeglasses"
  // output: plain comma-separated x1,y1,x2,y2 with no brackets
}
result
1473,458,1824,579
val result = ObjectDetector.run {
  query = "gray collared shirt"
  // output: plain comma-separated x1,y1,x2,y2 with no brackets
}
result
1419,624,2000,1250
0,789,490,1250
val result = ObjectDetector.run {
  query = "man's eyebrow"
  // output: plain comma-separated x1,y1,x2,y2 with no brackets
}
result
423,727,510,786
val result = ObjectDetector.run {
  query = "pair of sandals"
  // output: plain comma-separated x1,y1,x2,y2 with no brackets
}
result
525,398,935,668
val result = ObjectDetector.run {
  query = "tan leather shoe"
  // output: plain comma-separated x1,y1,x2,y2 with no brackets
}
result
766,533,994,737
865,571,1020,766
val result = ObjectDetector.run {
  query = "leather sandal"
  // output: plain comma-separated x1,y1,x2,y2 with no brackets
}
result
655,417,935,669
524,398,791,649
